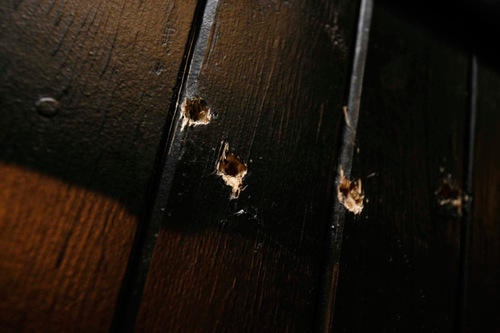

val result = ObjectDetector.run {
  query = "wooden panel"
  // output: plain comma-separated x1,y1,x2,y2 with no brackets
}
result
333,4,468,332
465,62,500,332
0,0,197,331
136,0,359,331
0,0,196,213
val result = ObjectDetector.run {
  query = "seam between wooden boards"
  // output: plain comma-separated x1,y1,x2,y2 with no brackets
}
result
110,0,218,331
454,53,478,333
314,0,374,331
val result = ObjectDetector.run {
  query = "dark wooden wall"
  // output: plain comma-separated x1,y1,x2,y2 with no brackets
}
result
0,0,198,331
135,0,358,330
0,0,499,332
333,4,468,331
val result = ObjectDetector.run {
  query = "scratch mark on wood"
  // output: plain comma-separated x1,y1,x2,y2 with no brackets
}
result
299,206,308,249
316,102,325,142
46,0,58,15
247,62,274,160
51,11,76,56
180,97,212,130
203,1,220,66
100,0,125,76
111,0,221,330
55,201,85,268
435,175,464,215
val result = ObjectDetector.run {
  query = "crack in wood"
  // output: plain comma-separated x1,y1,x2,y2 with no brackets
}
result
337,167,364,215
315,0,374,331
111,0,221,331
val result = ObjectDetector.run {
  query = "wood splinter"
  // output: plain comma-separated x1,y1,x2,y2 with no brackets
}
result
337,167,364,214
343,106,353,129
216,142,248,200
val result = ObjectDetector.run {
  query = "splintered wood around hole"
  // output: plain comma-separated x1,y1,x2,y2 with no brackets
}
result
180,97,212,130
337,167,364,214
216,142,247,200
435,176,464,214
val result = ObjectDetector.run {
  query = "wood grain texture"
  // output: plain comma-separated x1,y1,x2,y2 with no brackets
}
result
136,0,358,331
0,0,197,331
0,163,135,332
0,0,196,213
333,4,469,332
465,62,500,332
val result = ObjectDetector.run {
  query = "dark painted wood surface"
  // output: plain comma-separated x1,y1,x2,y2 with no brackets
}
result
0,0,197,213
1,0,499,332
0,0,197,331
135,0,359,331
465,62,500,332
332,4,469,332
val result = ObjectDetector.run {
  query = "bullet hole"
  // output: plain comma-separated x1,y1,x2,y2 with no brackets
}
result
216,141,247,200
436,176,463,214
337,167,364,215
35,97,60,117
180,97,212,130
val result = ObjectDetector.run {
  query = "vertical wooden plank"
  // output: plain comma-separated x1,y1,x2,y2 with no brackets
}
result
316,0,373,330
0,0,198,331
136,0,359,331
333,4,468,331
465,61,500,332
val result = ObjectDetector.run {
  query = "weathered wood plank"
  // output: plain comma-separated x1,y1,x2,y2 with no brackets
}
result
315,0,373,330
135,0,359,331
465,61,500,332
333,4,469,331
0,0,198,331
